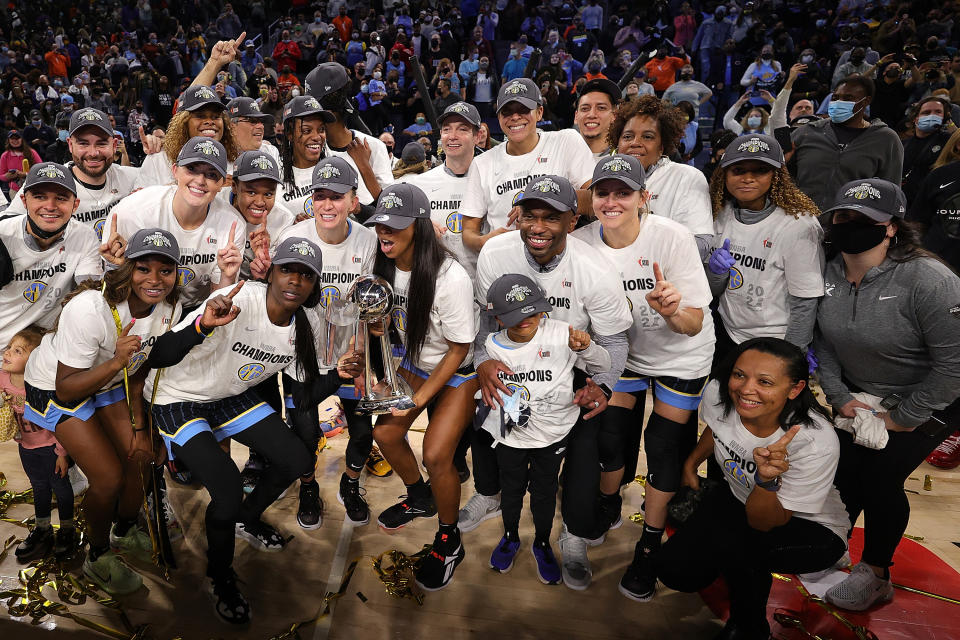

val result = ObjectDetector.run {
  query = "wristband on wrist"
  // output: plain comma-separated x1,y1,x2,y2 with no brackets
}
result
195,316,214,337
754,470,782,492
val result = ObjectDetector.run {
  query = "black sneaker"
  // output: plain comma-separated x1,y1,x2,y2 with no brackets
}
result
377,492,437,530
54,526,79,563
296,480,323,530
597,492,623,534
208,570,251,625
337,476,369,525
618,542,657,602
235,520,286,552
15,526,53,562
415,529,466,591
240,460,263,495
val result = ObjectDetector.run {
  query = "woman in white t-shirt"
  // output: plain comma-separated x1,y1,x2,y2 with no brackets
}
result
572,155,715,602
24,228,183,597
276,95,337,219
658,337,848,638
364,183,479,592
705,134,824,364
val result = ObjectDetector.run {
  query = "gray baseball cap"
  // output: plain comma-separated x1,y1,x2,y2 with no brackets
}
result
496,78,542,113
590,154,646,191
485,273,552,327
720,133,784,168
437,101,482,128
21,162,77,196
282,95,336,124
822,178,907,222
69,107,113,137
517,175,578,214
364,183,431,230
272,236,324,276
233,149,281,183
227,97,273,122
304,62,350,100
176,136,228,178
310,156,358,194
401,141,426,164
126,228,180,263
179,85,225,112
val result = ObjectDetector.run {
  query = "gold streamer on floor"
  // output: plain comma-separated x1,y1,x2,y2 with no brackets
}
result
371,545,431,605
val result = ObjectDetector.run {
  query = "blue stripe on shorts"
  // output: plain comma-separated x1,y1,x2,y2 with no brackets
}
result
23,383,95,432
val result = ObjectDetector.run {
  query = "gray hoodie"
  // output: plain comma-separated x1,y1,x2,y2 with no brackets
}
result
791,118,903,212
814,255,960,428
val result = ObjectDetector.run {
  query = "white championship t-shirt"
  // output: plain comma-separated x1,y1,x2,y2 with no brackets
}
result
700,380,849,542
482,318,610,448
276,165,316,220
573,216,715,379
105,185,246,309
25,291,181,391
398,164,477,278
645,159,714,236
4,164,138,241
239,200,296,280
145,281,299,405
0,217,102,347
460,129,594,231
325,130,394,205
714,204,825,344
475,232,632,336
391,258,477,373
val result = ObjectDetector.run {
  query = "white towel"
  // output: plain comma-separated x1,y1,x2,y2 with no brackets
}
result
834,392,889,450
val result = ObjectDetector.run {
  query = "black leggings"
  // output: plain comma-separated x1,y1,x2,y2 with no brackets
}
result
19,444,73,521
833,401,957,568
171,416,310,578
496,438,567,539
657,482,846,633
342,396,374,473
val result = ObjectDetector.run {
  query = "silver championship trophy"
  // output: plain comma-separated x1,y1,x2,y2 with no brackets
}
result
345,275,416,415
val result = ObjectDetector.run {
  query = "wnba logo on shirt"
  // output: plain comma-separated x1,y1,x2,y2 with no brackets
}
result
353,256,362,264
445,211,462,234
637,256,650,267
320,285,340,308
723,458,750,488
238,363,266,381
504,383,531,401
762,238,773,248
177,267,196,286
22,281,46,303
94,218,106,241
392,307,407,332
127,351,147,372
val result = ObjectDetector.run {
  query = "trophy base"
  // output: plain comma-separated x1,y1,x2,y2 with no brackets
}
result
356,395,417,416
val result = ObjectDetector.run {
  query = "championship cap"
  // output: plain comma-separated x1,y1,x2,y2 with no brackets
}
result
176,136,228,178
21,162,77,195
272,236,324,277
720,133,784,168
233,149,281,183
822,179,907,222
517,175,578,214
364,183,431,230
282,95,336,124
484,273,553,327
437,101,482,128
304,62,351,100
125,228,180,263
178,85,225,112
590,154,646,191
68,107,114,137
310,156,358,194
496,78,542,113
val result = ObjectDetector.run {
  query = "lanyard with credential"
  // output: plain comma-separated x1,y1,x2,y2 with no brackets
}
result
103,280,138,431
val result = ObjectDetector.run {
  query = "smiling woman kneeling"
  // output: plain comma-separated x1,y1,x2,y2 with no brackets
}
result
657,338,848,640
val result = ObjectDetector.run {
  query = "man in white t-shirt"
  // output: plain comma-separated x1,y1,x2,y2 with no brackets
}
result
398,101,484,278
460,78,595,252
304,62,393,205
4,108,138,241
574,78,621,159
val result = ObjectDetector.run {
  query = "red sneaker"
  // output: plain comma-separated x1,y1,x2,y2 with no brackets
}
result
927,430,960,469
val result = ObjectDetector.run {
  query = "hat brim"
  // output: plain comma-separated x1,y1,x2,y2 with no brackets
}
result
69,121,115,137
234,171,282,184
177,158,228,178
310,181,353,194
519,195,576,214
272,255,323,277
497,96,540,113
125,247,179,262
719,155,782,169
821,203,894,222
283,108,336,124
437,111,480,128
590,175,644,191
364,212,416,230
183,99,226,112
493,299,553,327
23,178,76,196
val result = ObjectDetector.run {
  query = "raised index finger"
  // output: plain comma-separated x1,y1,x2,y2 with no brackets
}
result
228,221,237,246
234,31,247,49
120,319,136,336
775,424,802,448
225,279,245,300
652,261,664,282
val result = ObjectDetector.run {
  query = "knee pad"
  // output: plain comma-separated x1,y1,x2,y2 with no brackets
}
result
598,406,633,472
644,413,688,493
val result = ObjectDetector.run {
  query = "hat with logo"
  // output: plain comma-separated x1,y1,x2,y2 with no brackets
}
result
176,136,228,177
517,175,578,214
310,156,358,193
485,273,553,327
496,77,542,113
437,101,482,128
304,62,350,100
125,227,180,263
233,149,281,183
720,133,784,168
282,95,336,124
590,154,645,191
822,178,907,222
577,78,622,107
227,96,273,123
68,107,114,136
363,183,431,230
22,162,77,195
272,236,324,276
244,40,255,48
178,85,225,112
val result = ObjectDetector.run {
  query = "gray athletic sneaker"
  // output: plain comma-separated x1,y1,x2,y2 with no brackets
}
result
824,562,894,611
557,524,592,591
457,493,501,532
798,551,851,583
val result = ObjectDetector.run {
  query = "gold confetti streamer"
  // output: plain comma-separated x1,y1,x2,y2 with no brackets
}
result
268,560,358,640
633,475,646,486
795,583,879,639
629,512,644,524
372,546,431,605
903,533,925,542
924,475,934,491
771,573,792,582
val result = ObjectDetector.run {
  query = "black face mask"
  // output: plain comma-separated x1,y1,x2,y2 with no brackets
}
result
27,214,69,241
830,220,888,254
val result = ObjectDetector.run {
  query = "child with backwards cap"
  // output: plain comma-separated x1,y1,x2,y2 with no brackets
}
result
480,273,611,585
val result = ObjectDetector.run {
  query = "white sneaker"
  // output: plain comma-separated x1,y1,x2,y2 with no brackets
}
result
68,465,89,496
824,562,894,611
799,551,851,583
457,493,501,533
557,524,592,591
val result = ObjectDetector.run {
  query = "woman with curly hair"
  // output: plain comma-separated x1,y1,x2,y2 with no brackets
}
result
705,133,824,364
134,86,241,192
607,95,714,259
